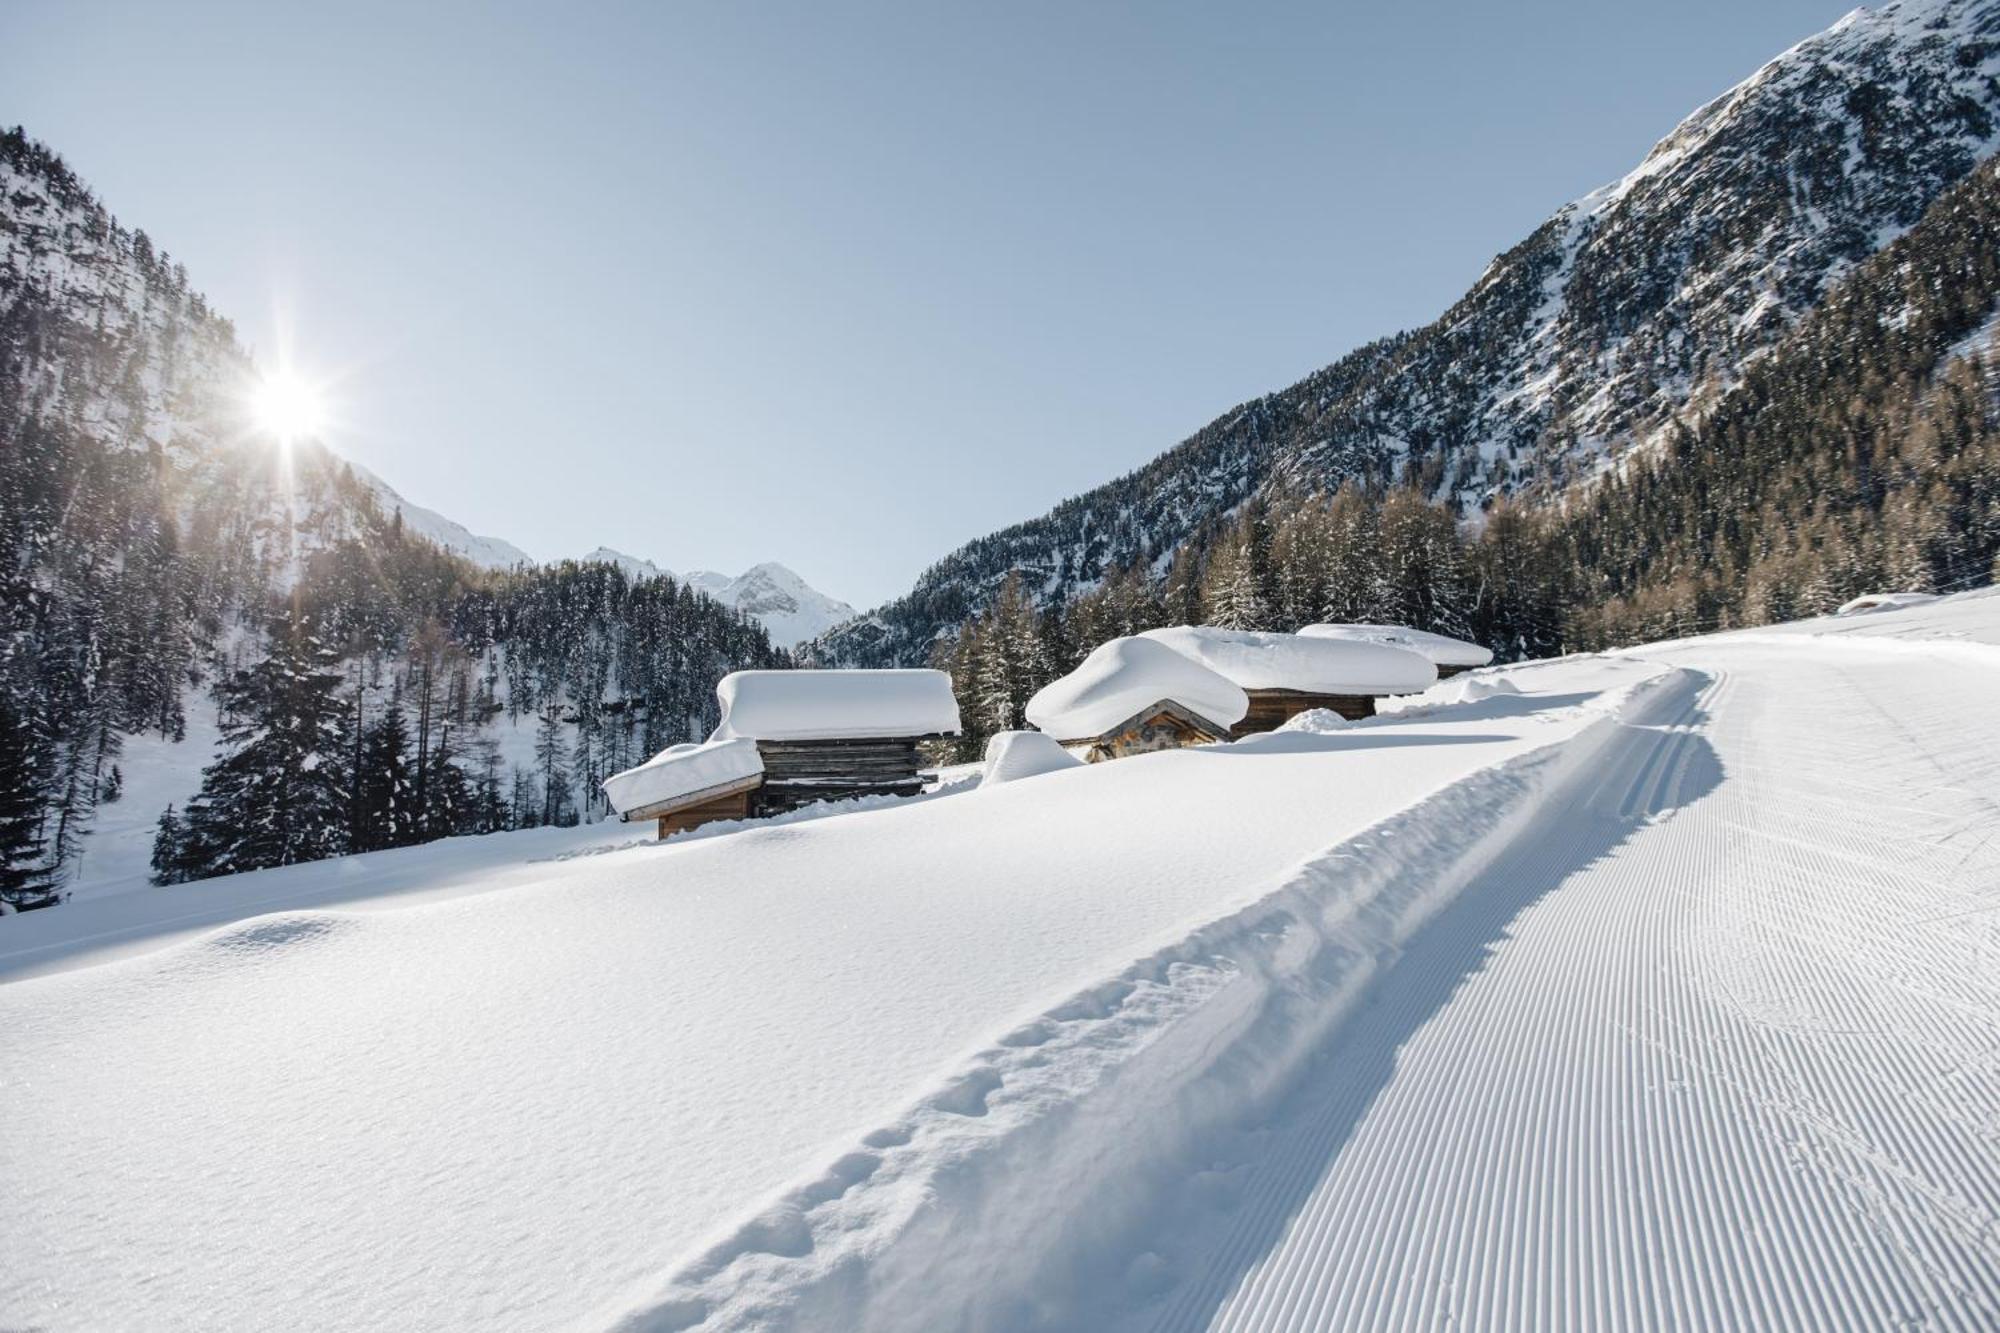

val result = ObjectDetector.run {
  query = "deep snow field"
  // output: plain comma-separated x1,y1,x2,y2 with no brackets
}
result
4,592,1998,1331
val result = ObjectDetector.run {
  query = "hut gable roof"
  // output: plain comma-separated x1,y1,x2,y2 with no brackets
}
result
712,668,961,742
1026,636,1248,741
602,738,765,818
1141,625,1437,695
1298,623,1494,669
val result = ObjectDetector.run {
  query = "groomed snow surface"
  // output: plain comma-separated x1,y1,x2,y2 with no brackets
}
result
5,591,2000,1330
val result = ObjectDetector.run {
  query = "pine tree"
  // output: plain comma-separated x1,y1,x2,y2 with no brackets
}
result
352,688,418,852
1202,536,1268,630
0,697,58,911
171,609,353,878
534,694,574,827
149,804,190,887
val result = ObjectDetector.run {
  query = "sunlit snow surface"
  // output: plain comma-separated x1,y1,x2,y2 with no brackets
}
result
4,590,1999,1330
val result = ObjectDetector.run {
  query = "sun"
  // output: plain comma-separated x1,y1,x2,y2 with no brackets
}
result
249,370,326,444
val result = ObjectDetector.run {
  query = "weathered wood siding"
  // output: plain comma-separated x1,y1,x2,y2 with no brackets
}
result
1231,688,1378,736
657,788,755,838
1083,701,1230,762
751,738,932,816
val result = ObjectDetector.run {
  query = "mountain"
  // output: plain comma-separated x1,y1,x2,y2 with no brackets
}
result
0,127,785,903
576,546,668,581
814,0,2000,665
347,461,535,569
561,551,852,647
681,563,858,649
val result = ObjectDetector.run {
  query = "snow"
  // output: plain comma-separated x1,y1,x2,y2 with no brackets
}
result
977,730,1083,789
344,459,534,569
1025,635,1250,739
566,558,859,649
1835,590,1941,616
1144,624,1438,694
7,592,2000,1330
710,668,960,742
578,546,670,581
601,739,764,816
685,563,859,649
1273,707,1350,734
1298,621,1496,669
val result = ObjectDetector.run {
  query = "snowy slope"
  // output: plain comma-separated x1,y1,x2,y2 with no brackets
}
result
5,594,1998,1331
0,654,1667,1331
344,459,534,568
580,546,671,581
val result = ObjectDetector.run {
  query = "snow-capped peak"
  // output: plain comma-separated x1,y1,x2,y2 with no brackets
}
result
577,546,671,582
682,562,859,649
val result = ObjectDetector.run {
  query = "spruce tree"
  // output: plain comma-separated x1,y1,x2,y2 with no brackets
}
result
0,698,58,911
352,688,418,852
174,609,354,878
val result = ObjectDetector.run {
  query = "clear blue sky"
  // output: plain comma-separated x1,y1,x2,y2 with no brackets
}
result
5,0,1853,606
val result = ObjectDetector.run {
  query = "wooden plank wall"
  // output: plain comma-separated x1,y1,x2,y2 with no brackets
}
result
753,738,929,816
1233,689,1379,736
657,788,755,837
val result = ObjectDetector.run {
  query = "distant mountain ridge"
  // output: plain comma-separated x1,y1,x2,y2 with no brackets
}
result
303,484,853,648
570,551,856,648
813,0,2000,665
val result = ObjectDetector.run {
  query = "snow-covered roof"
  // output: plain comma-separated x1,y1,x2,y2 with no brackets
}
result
711,669,961,742
602,738,764,817
1142,625,1438,694
1298,623,1495,669
1026,636,1249,741
979,730,1083,789
1835,592,1940,617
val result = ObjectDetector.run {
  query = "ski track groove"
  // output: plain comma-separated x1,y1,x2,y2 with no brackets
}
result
1153,645,2000,1331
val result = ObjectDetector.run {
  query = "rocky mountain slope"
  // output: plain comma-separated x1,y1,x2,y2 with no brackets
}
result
815,0,2000,665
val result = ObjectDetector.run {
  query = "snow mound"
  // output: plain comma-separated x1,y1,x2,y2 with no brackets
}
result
1026,637,1249,740
194,911,355,959
1381,671,1525,717
1442,673,1521,705
602,739,764,817
1143,625,1437,694
979,731,1083,789
712,669,960,742
1299,622,1495,669
1275,708,1351,735
1835,592,1941,617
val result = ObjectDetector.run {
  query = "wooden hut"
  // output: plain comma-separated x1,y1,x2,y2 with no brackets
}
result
1025,636,1248,761
1298,624,1494,680
714,669,961,817
1138,626,1437,735
602,669,962,838
601,739,766,839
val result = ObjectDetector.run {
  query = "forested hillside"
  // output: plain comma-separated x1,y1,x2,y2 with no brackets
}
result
935,154,2000,757
818,0,2000,667
0,129,781,907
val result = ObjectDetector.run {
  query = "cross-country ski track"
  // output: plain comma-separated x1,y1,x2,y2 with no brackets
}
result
3,594,1997,1332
